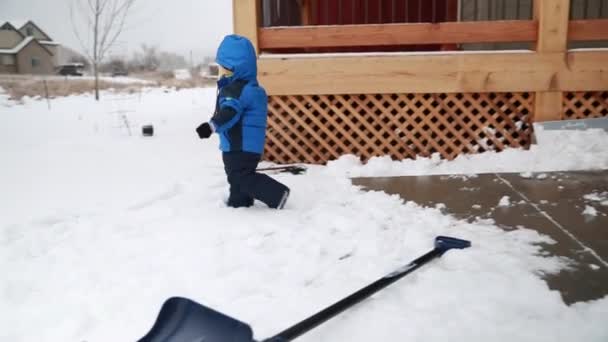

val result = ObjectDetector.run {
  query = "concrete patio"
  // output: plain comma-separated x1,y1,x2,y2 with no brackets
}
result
353,170,608,304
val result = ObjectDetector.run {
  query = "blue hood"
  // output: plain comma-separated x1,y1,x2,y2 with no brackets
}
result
215,35,257,82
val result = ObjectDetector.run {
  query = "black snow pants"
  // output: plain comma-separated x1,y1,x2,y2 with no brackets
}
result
222,151,289,208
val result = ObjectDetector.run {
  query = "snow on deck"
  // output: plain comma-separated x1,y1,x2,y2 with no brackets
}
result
260,49,535,59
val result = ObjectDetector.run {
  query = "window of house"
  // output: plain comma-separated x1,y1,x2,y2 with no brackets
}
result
31,57,40,68
26,27,34,36
2,55,16,65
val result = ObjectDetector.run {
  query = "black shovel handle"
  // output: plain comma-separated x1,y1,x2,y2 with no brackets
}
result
262,236,470,342
137,237,470,342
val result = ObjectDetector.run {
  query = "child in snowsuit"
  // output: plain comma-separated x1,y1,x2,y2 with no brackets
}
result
196,35,290,209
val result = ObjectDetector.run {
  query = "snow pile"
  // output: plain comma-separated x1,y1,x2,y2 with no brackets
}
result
174,69,192,80
326,127,608,177
537,173,549,179
497,196,512,207
584,192,608,206
1,89,608,342
583,205,598,217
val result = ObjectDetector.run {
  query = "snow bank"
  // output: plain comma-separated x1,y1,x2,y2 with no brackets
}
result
325,127,608,177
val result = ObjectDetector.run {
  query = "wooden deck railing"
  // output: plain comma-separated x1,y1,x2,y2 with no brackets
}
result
259,20,538,49
569,19,608,41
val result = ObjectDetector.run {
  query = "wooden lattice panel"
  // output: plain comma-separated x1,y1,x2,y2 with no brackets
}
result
563,91,608,120
265,92,534,164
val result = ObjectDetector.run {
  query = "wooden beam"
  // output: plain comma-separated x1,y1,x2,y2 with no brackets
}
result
569,19,608,41
258,20,538,49
258,51,608,95
233,0,261,54
534,0,570,53
534,92,563,122
533,0,570,122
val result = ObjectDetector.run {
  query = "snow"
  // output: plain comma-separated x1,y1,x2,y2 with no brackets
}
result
569,48,608,53
0,36,35,54
0,74,151,85
174,69,192,80
261,49,534,60
325,126,608,178
498,196,511,207
1,89,608,342
584,192,608,203
583,205,598,217
39,40,60,46
98,75,153,84
584,192,608,208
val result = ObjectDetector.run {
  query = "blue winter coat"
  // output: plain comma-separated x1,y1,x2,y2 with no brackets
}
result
209,35,268,154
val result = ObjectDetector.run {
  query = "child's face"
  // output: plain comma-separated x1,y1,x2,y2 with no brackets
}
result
218,65,233,79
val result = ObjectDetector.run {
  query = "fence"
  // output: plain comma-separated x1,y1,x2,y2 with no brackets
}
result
266,92,534,163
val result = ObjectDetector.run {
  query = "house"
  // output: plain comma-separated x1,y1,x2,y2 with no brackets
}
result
233,0,608,164
0,20,60,75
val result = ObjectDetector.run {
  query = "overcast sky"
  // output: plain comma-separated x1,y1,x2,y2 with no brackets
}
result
0,0,233,62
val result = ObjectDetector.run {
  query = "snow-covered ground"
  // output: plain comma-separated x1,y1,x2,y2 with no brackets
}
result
173,69,192,80
1,87,607,342
0,74,152,85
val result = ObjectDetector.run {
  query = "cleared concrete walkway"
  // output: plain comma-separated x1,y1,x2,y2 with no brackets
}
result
353,171,608,304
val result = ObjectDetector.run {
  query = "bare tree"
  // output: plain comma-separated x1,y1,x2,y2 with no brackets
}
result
70,0,136,100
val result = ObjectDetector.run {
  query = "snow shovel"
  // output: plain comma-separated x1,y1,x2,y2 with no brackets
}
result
138,236,471,342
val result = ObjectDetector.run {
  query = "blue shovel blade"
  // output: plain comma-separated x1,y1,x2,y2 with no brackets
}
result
138,297,254,342
435,236,472,252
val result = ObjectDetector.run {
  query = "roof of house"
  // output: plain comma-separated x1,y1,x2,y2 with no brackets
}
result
39,40,60,46
1,19,28,30
0,36,53,55
0,21,24,37
9,19,29,29
1,19,53,41
0,36,35,54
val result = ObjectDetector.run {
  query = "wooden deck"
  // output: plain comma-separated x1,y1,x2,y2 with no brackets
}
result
232,0,608,163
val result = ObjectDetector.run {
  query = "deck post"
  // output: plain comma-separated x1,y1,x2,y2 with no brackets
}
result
233,0,261,54
533,0,570,122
